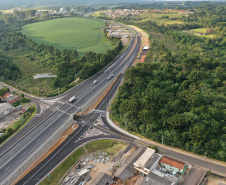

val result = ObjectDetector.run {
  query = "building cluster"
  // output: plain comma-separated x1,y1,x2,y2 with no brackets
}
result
36,8,77,17
0,92,21,119
92,147,187,185
99,9,147,19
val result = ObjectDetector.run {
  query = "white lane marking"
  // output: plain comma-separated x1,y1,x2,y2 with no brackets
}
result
9,151,14,156
49,127,53,131
5,166,10,172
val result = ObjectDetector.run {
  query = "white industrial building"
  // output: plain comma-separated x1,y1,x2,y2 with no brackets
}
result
0,103,14,118
134,148,155,173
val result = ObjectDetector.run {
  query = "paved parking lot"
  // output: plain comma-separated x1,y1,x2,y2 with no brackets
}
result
181,167,205,185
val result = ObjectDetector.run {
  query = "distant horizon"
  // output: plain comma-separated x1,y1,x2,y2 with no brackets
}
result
0,0,226,9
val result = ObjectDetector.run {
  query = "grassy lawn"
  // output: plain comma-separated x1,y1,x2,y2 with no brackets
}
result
21,17,113,56
85,139,117,153
164,20,185,25
137,13,185,26
189,28,207,33
40,147,86,185
188,28,216,38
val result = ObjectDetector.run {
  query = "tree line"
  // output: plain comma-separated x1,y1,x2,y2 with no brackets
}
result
111,53,226,161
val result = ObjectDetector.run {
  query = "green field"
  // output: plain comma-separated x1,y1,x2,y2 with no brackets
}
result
21,17,113,56
136,13,185,26
189,28,207,33
188,28,216,38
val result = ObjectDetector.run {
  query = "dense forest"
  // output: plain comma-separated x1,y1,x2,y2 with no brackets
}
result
0,53,21,80
111,4,226,161
0,12,122,96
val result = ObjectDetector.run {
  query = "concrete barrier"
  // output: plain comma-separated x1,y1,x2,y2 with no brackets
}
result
105,112,140,140
2,117,74,185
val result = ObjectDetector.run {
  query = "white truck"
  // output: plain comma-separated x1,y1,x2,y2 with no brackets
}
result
68,96,76,103
107,73,114,80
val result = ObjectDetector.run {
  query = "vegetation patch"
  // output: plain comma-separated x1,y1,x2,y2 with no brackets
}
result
21,17,113,56
40,139,123,184
0,105,36,144
40,147,86,185
85,139,117,153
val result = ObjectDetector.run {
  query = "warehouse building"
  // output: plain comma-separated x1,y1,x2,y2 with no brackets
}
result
134,148,156,173
114,148,144,182
0,103,14,118
90,172,113,185
140,172,176,185
144,153,162,175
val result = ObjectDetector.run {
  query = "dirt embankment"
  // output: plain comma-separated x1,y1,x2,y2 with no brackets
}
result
129,25,150,64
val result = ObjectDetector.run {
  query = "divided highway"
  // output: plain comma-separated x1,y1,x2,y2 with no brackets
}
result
0,25,141,185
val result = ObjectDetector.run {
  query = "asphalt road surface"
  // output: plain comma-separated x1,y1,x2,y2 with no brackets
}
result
0,25,140,185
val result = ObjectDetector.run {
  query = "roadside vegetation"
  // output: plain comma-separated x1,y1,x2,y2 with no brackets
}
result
0,13,123,96
85,139,118,153
110,4,226,162
40,147,86,185
40,140,124,185
0,104,36,144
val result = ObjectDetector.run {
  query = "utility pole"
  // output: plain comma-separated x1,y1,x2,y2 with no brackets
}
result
162,133,164,145
58,87,60,95
75,73,77,85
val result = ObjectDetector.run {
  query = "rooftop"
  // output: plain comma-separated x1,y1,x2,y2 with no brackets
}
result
144,153,162,171
134,148,155,169
159,156,185,170
90,172,113,185
115,148,145,181
0,103,14,112
9,96,21,104
140,172,174,185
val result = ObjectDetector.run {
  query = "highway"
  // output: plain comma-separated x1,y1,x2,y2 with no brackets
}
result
17,66,226,185
0,24,141,185
1,22,226,185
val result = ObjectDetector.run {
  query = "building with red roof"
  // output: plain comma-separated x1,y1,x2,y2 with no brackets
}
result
159,156,185,173
2,92,21,104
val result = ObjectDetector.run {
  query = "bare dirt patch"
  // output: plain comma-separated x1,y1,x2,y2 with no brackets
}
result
206,175,226,185
13,123,77,185
129,25,150,64
0,102,34,129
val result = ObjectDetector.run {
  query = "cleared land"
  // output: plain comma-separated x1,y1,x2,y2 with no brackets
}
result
188,28,216,38
137,12,185,26
21,17,113,56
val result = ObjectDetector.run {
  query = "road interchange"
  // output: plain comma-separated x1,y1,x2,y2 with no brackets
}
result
0,23,226,185
0,24,141,185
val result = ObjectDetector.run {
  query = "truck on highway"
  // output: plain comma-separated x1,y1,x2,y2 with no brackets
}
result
68,96,76,103
107,73,114,80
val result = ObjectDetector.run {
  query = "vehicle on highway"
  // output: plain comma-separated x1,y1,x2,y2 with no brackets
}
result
68,96,76,103
93,80,98,84
107,73,114,80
